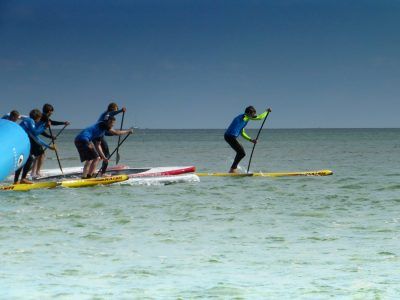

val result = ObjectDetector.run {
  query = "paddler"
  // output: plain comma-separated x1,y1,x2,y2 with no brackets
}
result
31,104,70,178
96,102,126,175
14,109,56,184
224,106,272,173
2,110,25,122
74,116,132,179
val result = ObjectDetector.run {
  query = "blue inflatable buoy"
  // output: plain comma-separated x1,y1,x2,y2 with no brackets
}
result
0,119,30,181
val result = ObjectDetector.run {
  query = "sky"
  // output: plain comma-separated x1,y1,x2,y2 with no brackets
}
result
0,0,399,129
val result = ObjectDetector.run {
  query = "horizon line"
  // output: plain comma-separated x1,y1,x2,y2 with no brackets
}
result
56,127,400,130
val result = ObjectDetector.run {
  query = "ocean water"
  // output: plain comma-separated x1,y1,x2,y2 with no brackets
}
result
1,129,399,299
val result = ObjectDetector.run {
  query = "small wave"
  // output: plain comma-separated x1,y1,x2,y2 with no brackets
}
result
306,236,339,242
375,184,400,191
114,218,130,225
384,173,400,177
339,184,364,190
378,251,397,257
265,236,285,242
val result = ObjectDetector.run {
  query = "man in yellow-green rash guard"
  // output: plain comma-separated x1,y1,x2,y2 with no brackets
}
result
224,106,272,173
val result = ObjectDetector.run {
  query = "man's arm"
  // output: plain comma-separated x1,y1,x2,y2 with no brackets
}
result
109,107,126,117
41,131,52,139
50,119,70,126
94,141,107,160
107,128,133,136
240,129,252,142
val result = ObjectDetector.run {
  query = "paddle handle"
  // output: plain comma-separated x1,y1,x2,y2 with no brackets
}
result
246,110,270,173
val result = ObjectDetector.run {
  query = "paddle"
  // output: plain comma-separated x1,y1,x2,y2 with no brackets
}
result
44,123,68,153
54,123,68,139
116,111,125,165
95,132,132,178
246,109,271,174
48,125,64,175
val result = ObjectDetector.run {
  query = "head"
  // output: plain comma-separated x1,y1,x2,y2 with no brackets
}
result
245,106,257,118
105,116,116,129
29,109,42,122
107,102,118,112
9,110,20,122
42,103,54,116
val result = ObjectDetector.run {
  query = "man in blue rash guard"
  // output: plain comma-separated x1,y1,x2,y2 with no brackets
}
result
14,109,56,184
224,106,272,173
75,116,132,179
96,102,126,175
31,103,70,178
2,110,25,122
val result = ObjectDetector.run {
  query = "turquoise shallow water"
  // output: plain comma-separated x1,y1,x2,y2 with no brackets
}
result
1,129,400,299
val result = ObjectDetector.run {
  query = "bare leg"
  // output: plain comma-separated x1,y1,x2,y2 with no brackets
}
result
36,153,46,176
31,157,38,177
82,160,92,178
88,157,101,177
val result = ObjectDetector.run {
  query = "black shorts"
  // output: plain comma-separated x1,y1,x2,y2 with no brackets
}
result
75,140,99,162
29,136,45,157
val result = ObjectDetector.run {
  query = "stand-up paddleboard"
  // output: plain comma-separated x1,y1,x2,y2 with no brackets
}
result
0,119,30,181
1,175,129,190
60,175,129,188
0,181,58,191
196,169,333,177
35,166,196,181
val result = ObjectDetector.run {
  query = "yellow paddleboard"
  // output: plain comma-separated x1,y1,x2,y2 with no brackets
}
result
0,181,58,191
60,174,129,188
196,170,333,177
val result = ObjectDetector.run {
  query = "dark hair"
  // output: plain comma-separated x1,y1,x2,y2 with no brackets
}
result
245,106,256,114
10,110,20,119
107,116,116,122
42,103,54,114
29,109,42,120
107,102,118,111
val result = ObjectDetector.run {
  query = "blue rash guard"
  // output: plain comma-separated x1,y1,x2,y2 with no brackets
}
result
1,114,11,120
19,117,50,148
75,122,109,143
225,111,269,141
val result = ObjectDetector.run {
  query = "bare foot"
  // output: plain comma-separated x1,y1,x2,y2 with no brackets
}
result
20,178,33,184
229,168,239,174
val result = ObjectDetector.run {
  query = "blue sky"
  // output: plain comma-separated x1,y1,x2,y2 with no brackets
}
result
1,0,399,128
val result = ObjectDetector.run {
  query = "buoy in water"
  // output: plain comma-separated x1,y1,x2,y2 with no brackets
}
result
0,119,30,181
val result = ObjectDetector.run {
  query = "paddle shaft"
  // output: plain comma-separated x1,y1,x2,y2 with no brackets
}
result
246,111,270,174
95,132,132,177
116,111,125,164
54,124,68,139
48,125,64,174
44,124,68,153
